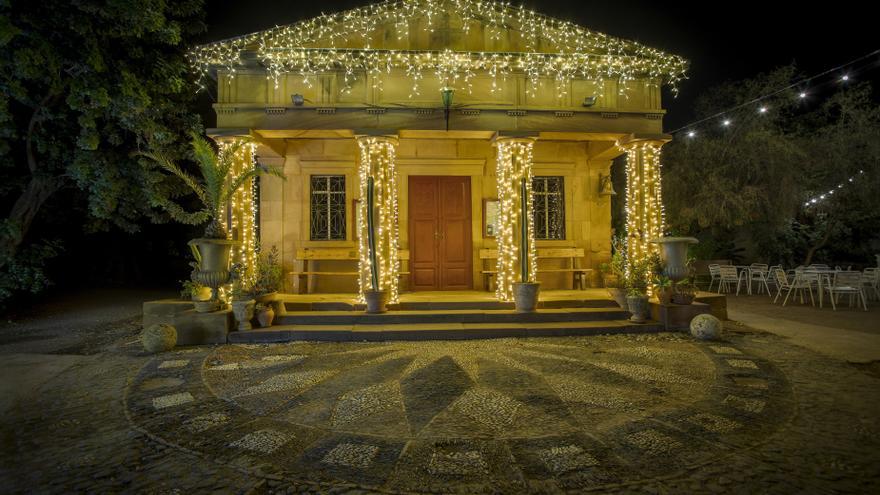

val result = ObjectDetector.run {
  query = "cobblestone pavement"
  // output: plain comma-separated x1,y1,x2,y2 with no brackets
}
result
2,318,879,494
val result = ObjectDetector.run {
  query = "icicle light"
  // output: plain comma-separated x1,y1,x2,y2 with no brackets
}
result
356,136,401,304
188,0,688,96
494,137,537,302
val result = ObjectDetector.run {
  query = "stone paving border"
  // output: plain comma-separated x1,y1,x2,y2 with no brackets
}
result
122,334,801,493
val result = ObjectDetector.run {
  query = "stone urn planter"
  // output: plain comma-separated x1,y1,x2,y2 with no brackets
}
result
231,299,256,330
193,300,220,313
513,282,541,313
607,287,628,310
189,238,237,302
651,237,699,282
626,294,650,323
364,290,389,314
255,304,275,328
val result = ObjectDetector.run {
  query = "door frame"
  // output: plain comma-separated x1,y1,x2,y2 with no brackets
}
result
407,175,474,291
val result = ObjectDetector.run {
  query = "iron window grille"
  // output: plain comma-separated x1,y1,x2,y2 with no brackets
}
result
310,175,346,241
532,176,565,240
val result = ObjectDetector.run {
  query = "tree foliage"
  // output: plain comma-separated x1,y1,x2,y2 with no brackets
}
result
663,67,880,266
0,0,205,302
138,132,285,239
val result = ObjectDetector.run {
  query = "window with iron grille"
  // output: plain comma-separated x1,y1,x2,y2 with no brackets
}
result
310,175,346,241
532,176,565,240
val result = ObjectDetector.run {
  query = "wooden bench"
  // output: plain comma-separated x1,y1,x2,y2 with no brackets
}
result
291,248,410,294
479,248,593,291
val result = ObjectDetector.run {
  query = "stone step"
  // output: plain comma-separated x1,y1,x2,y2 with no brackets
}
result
276,307,629,326
283,298,619,312
227,319,664,343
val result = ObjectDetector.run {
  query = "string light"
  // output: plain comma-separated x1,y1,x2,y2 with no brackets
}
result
493,137,537,302
620,141,665,269
803,170,866,207
667,48,880,137
722,119,731,126
187,0,688,97
356,136,401,304
214,138,259,302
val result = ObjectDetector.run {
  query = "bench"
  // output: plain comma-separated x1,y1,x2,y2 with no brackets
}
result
291,248,410,294
479,248,593,291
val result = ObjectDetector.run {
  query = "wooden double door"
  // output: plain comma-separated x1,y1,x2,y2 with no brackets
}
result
408,176,473,291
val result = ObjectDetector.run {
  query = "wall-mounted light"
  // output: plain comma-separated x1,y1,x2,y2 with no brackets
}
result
582,95,598,107
599,173,616,196
291,94,304,106
441,87,454,131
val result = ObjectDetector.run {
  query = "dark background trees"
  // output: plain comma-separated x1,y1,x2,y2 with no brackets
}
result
0,0,207,304
660,67,880,267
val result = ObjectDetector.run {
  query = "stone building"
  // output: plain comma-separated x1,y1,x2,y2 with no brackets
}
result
190,0,687,298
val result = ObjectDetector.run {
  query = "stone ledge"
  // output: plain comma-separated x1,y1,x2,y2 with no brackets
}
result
143,300,233,345
649,301,712,331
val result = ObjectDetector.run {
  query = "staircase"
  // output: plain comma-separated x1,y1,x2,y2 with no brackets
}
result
228,297,663,343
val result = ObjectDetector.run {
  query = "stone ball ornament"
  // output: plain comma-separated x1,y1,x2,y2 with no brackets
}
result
690,314,723,341
142,323,177,353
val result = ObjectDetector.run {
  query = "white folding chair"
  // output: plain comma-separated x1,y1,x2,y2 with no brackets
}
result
783,271,816,307
748,263,771,296
708,264,721,292
826,271,868,311
862,268,879,301
718,266,742,295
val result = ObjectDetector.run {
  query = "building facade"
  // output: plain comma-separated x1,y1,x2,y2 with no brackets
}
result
192,0,687,296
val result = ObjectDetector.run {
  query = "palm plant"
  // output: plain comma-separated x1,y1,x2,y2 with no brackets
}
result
139,132,284,239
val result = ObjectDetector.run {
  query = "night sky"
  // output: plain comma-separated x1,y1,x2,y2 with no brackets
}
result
201,0,879,131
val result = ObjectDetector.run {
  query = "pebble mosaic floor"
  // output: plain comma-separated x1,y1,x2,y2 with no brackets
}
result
125,333,794,493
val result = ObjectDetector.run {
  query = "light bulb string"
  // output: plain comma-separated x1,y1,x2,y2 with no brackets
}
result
668,48,880,135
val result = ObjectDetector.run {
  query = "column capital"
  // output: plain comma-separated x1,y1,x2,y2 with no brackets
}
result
492,131,539,146
616,133,672,149
353,129,399,144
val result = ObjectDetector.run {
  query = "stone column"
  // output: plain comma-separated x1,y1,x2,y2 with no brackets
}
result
493,136,538,302
618,138,668,267
356,135,401,303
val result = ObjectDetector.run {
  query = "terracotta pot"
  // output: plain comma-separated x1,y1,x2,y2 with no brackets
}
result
671,292,695,305
655,286,674,305
626,294,650,323
364,290,389,314
513,282,541,313
256,305,275,328
255,292,284,316
607,288,628,310
231,299,256,330
651,237,699,282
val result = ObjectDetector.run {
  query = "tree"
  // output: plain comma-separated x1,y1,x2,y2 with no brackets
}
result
663,66,880,266
0,0,205,301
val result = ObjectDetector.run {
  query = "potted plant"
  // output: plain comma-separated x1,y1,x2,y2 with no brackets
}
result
229,265,256,330
513,178,540,313
672,278,698,305
363,177,389,314
654,275,674,305
138,132,283,306
254,303,275,328
605,235,628,309
625,258,650,323
253,245,283,316
180,279,211,302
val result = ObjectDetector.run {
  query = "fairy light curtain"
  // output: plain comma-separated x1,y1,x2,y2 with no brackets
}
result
356,136,401,304
494,137,538,302
187,0,688,97
620,141,666,267
219,138,259,284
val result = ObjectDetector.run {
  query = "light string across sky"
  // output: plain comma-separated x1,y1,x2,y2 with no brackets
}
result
667,48,880,209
